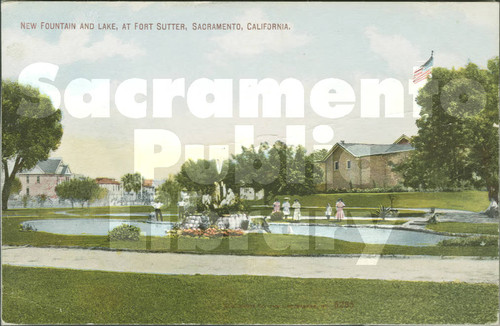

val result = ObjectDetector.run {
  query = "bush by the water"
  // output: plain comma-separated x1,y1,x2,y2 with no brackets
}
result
438,235,498,247
108,224,141,241
269,211,284,221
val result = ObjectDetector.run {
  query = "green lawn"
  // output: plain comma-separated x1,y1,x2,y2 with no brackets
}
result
427,222,499,235
250,207,426,218
272,218,409,225
266,190,490,212
2,265,498,324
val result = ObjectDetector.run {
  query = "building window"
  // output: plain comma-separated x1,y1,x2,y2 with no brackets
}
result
66,177,70,182
37,176,40,183
26,175,29,184
347,160,351,169
26,188,30,196
334,161,339,170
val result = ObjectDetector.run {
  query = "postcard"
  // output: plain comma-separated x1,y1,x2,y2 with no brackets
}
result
1,2,499,325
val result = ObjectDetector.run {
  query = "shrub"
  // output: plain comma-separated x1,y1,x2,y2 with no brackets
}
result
22,195,30,208
269,211,284,221
241,219,249,230
371,205,390,219
19,223,36,232
108,224,141,241
438,235,498,247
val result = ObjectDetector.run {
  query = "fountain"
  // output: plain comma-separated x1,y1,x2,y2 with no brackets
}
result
174,183,255,231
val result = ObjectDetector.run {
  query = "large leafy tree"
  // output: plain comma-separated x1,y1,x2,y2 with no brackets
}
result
55,177,101,208
156,174,181,207
10,177,22,196
2,80,63,210
397,57,499,204
174,142,323,204
233,142,278,203
175,159,225,195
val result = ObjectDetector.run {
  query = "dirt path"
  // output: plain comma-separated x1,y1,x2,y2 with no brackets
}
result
2,246,498,284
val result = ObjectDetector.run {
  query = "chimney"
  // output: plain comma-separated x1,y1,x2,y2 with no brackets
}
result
340,140,345,144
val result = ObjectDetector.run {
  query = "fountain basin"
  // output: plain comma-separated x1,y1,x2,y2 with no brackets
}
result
20,218,455,246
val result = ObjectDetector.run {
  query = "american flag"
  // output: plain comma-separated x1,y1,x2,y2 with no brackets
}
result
413,51,434,84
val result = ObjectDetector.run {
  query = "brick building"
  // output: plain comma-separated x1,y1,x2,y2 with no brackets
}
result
95,177,123,204
317,135,413,191
19,158,73,199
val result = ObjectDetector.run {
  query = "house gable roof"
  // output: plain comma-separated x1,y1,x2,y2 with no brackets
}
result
319,136,414,162
339,143,413,157
20,158,72,175
393,134,411,144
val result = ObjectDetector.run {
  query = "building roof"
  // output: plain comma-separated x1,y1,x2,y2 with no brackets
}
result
319,135,414,161
339,142,414,157
96,177,120,185
20,158,72,175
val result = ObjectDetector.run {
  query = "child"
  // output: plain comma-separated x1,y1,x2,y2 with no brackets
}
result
272,199,281,213
325,203,332,220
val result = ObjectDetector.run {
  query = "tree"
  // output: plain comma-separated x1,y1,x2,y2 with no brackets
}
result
55,178,100,208
396,57,499,205
2,80,63,210
10,177,22,197
310,148,328,161
233,142,278,203
232,141,323,202
36,194,48,207
156,175,181,207
91,187,108,204
55,180,75,207
175,160,224,195
121,172,143,195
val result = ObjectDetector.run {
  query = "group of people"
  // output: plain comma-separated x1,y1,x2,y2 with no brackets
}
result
273,198,301,220
326,198,345,221
272,198,346,221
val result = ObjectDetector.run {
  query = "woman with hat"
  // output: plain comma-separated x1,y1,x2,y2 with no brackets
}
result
292,199,301,220
282,198,291,219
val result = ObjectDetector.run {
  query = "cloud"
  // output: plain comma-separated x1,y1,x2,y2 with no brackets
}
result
364,26,421,76
455,3,499,31
434,52,466,69
2,28,145,77
412,3,499,32
103,2,153,12
208,8,311,61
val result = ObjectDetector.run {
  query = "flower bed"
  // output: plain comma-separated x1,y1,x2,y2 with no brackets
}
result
171,227,245,238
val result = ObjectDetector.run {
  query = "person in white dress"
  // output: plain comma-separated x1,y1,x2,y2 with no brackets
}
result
282,199,291,219
292,199,301,220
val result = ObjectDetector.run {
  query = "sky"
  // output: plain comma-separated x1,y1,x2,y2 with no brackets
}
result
2,2,499,180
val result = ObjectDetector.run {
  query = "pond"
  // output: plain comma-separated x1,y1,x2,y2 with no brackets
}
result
21,218,455,246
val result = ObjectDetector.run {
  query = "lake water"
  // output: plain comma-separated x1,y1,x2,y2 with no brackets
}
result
21,218,454,246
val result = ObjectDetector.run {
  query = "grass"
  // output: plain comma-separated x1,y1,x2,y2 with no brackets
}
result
272,218,409,225
250,207,426,218
427,222,499,235
266,190,490,212
438,235,498,247
3,215,498,257
2,265,498,324
1,206,179,221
